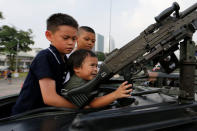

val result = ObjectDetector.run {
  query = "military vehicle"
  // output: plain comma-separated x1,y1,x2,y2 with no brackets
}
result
0,2,197,131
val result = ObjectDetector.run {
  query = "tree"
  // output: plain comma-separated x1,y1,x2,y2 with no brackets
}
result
0,25,34,70
95,51,106,61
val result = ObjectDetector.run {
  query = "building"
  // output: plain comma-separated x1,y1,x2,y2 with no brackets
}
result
109,36,115,52
0,53,8,70
105,36,116,53
0,48,42,71
93,33,104,52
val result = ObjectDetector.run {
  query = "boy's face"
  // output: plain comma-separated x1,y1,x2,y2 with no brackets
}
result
77,30,96,50
46,25,77,55
74,55,98,81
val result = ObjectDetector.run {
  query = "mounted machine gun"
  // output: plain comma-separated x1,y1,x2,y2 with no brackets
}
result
62,2,197,108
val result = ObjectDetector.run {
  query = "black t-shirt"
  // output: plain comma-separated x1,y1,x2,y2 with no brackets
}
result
7,72,12,78
12,45,68,115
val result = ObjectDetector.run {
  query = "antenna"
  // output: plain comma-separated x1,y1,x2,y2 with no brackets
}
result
109,0,112,53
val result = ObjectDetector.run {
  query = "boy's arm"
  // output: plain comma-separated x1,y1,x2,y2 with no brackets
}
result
88,81,132,108
88,92,117,108
39,78,77,108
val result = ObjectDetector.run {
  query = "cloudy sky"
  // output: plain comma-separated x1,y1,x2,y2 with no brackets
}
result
0,0,196,52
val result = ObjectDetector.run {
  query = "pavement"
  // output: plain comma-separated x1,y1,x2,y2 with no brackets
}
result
0,77,25,97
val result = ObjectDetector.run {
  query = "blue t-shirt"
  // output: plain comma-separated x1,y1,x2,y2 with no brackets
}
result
12,45,68,115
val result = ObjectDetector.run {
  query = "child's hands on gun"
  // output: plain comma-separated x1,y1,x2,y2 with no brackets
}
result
113,81,132,99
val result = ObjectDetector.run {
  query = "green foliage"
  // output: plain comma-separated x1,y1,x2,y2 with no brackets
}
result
0,25,34,70
19,72,28,78
95,51,105,61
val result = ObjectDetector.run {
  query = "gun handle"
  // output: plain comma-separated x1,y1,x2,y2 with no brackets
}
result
155,2,180,23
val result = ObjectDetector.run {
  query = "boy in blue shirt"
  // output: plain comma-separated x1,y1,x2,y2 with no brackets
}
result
12,13,78,115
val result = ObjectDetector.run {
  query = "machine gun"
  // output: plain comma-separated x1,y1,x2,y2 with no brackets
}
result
61,2,197,108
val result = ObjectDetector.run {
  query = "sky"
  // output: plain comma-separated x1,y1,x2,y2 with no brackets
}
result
0,0,196,52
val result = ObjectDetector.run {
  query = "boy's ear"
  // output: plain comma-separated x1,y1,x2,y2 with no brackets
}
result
45,30,53,41
73,67,81,73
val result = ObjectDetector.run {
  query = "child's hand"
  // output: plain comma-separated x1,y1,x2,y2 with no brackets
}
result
113,81,132,99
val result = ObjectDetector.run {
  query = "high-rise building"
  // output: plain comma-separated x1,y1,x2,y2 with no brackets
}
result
93,33,104,52
105,36,115,53
109,36,115,52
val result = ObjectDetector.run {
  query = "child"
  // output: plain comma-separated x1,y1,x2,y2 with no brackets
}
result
76,26,96,50
12,13,78,115
65,26,96,82
6,69,12,84
63,49,132,108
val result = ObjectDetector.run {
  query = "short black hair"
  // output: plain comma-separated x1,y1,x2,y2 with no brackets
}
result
78,26,95,35
47,13,78,32
68,49,97,75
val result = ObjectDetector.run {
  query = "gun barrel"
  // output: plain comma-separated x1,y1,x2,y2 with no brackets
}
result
149,72,179,79
131,89,161,96
180,2,197,18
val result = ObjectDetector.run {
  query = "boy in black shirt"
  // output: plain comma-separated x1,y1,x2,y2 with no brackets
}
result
12,13,78,115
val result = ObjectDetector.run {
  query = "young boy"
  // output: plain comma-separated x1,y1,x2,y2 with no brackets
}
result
63,49,132,108
12,13,78,115
76,26,96,50
65,26,96,82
